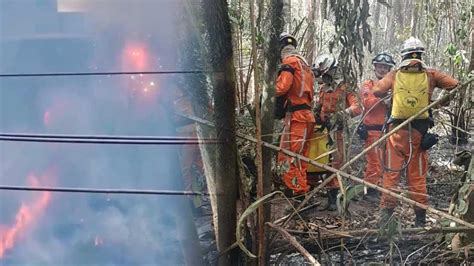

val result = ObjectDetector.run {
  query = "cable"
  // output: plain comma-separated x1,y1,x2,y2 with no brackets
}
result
0,136,222,145
0,70,220,78
0,132,216,141
0,185,210,196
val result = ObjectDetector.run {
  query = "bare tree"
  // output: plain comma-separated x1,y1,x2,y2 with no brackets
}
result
202,0,239,264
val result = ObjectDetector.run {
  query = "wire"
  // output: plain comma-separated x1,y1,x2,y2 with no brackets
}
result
0,132,216,141
0,185,210,196
0,70,221,78
0,136,222,145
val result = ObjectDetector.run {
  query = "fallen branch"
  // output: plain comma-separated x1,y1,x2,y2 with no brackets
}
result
285,226,474,239
267,222,321,265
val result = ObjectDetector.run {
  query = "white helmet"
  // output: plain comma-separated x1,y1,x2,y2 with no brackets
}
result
312,54,338,77
401,37,425,56
279,32,298,49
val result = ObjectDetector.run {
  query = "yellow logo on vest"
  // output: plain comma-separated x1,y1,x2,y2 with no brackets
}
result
392,71,429,119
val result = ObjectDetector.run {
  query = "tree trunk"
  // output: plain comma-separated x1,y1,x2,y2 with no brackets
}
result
202,1,239,264
372,1,381,52
282,0,291,31
321,0,328,20
259,1,284,264
411,0,420,37
180,0,219,230
394,0,404,29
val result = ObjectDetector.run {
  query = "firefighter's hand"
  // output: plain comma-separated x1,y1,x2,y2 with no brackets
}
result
336,108,351,118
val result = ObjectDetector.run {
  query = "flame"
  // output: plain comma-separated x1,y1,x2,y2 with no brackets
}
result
0,175,51,259
94,236,104,246
122,42,149,71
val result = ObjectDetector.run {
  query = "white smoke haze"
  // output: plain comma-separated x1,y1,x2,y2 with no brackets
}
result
0,0,201,264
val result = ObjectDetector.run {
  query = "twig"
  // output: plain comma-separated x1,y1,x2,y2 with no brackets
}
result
267,222,321,266
436,118,473,135
274,202,321,224
392,241,403,265
403,238,438,265
285,226,474,239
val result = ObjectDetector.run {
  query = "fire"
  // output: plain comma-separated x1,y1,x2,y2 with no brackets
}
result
122,42,149,71
0,175,51,258
94,236,104,246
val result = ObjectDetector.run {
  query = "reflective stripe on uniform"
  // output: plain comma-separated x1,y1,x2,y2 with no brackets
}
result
297,59,305,97
418,153,423,176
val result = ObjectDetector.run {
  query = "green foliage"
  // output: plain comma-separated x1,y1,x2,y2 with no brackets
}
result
329,0,372,87
337,184,365,216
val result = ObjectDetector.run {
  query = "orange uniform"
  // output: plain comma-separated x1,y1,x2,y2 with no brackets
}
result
276,55,315,194
373,62,458,208
317,82,361,188
359,79,387,186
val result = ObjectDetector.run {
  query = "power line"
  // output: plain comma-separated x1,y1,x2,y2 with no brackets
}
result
0,70,220,78
0,136,222,145
0,132,216,141
0,185,210,196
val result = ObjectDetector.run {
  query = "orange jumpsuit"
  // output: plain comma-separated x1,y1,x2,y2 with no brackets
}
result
276,55,315,194
317,83,361,188
373,62,458,208
359,80,387,186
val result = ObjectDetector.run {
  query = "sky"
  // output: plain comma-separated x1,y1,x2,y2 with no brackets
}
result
0,0,203,264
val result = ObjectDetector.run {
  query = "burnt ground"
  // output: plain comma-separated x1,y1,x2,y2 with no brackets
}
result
193,115,472,265
265,132,471,265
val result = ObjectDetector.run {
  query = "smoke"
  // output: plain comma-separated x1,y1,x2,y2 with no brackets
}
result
0,0,200,264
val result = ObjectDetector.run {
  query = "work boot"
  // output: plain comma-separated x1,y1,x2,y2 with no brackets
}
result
414,208,426,227
363,188,380,204
326,189,338,211
379,208,395,226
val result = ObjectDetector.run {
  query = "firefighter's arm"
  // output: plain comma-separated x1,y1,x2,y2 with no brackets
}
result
360,81,380,109
275,63,295,96
346,91,362,117
432,70,459,107
434,70,459,91
372,71,395,98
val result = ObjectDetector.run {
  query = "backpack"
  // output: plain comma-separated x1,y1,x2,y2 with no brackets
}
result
391,70,429,119
274,95,287,119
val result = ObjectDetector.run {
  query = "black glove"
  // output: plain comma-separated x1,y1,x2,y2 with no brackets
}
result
357,124,368,141
421,133,438,150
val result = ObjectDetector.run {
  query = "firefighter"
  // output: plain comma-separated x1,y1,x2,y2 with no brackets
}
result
358,52,396,203
312,54,361,210
275,32,315,194
373,37,458,226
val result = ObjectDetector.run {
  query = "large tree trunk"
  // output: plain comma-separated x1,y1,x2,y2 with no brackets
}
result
202,0,239,264
181,0,219,234
258,1,284,264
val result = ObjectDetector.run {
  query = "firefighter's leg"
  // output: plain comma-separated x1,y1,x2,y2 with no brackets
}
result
364,130,383,186
364,130,383,201
324,130,343,210
406,131,428,226
281,121,311,194
380,132,406,209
